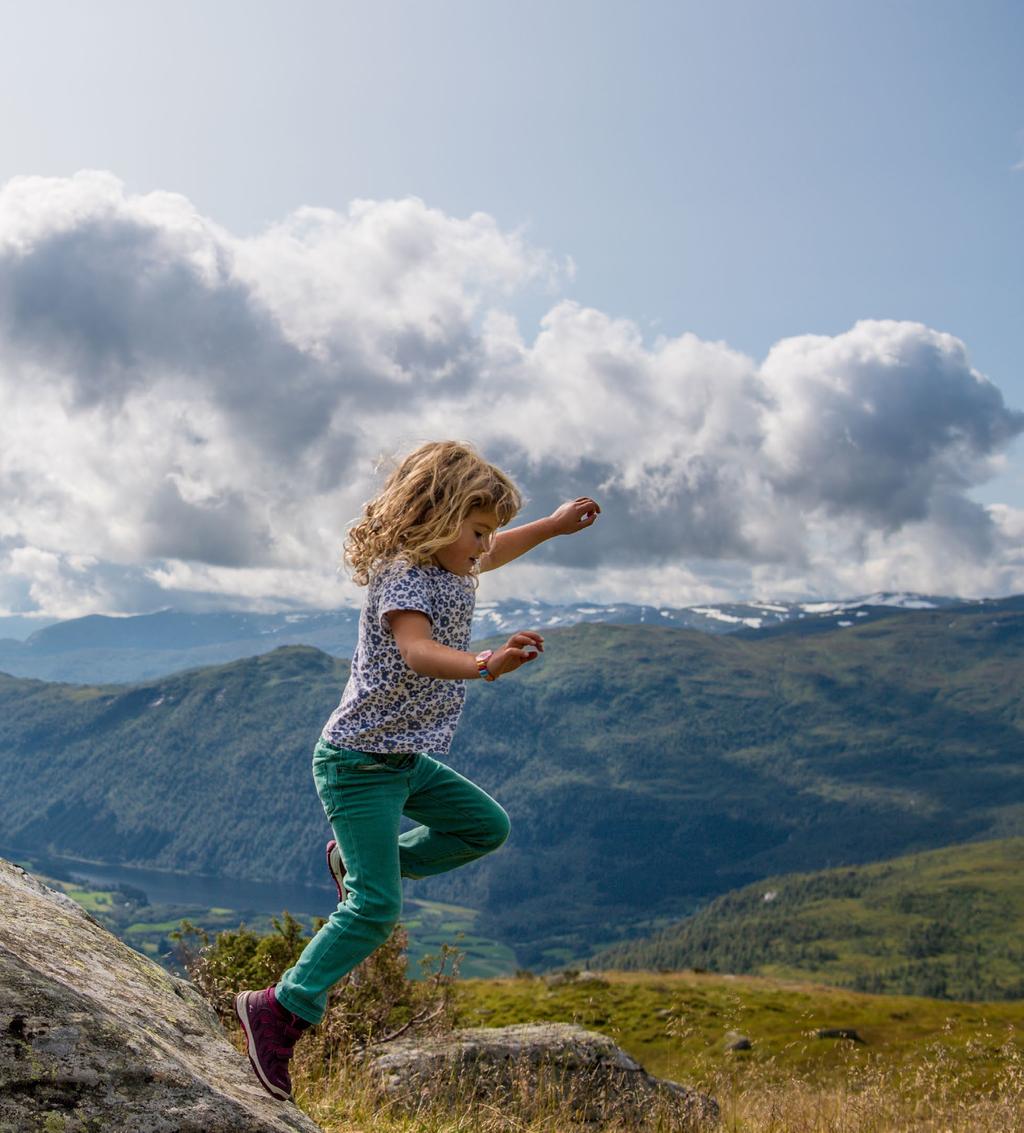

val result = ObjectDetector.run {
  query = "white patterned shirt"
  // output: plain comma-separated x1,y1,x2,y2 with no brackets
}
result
321,560,476,754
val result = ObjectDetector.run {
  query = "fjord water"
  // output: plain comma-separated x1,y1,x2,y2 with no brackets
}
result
0,843,337,917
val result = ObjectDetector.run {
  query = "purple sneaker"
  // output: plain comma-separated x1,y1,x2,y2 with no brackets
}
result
234,986,308,1101
326,839,348,903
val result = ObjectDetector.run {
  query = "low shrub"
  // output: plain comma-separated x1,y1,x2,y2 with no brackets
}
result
174,913,461,1072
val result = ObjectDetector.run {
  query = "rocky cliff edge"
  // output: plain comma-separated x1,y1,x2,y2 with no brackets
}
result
0,856,320,1133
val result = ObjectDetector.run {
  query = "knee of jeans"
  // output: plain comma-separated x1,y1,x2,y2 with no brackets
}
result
485,806,511,851
353,891,402,935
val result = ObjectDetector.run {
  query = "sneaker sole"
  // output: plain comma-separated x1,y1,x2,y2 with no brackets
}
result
326,839,347,903
234,990,292,1102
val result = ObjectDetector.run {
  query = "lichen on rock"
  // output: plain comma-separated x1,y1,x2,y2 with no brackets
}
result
0,857,320,1133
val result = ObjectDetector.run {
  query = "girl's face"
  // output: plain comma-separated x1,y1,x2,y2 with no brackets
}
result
434,508,499,575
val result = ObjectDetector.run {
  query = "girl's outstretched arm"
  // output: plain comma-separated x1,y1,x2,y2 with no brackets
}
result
389,611,544,680
479,497,600,572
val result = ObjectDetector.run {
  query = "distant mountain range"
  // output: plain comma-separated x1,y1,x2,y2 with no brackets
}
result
0,592,997,684
1,599,1021,967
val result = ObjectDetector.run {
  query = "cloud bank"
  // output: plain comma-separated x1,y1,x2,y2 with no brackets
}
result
1,171,1021,618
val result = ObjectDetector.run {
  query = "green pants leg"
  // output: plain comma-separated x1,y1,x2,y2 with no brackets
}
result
276,742,510,1024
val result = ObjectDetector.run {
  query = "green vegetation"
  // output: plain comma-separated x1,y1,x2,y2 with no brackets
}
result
184,912,461,1076
435,973,1024,1133
191,907,1024,1132
288,969,1024,1132
401,899,518,978
596,838,1024,1000
453,970,1024,1090
32,868,514,976
49,836,1024,1002
1,601,1021,965
30,871,322,964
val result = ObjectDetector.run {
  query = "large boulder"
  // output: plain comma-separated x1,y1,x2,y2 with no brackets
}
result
0,857,320,1133
370,1022,718,1127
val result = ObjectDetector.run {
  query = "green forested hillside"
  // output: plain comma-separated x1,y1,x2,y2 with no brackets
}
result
594,838,1024,999
0,645,341,879
0,602,1021,966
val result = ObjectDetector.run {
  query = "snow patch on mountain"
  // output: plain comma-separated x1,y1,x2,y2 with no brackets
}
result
690,608,764,629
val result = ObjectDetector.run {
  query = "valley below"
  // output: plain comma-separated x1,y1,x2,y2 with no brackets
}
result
1,598,1021,979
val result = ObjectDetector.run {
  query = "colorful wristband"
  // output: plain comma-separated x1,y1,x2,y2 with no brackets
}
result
475,649,496,681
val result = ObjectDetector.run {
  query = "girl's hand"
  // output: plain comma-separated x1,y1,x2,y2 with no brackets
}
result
490,631,545,678
548,497,601,536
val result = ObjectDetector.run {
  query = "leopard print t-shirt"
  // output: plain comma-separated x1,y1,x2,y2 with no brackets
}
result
322,560,476,754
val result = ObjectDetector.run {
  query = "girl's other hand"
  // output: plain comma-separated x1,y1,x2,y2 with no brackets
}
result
548,497,601,535
491,631,544,678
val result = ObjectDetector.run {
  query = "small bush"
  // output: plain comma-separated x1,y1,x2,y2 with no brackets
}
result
172,912,309,1019
296,935,462,1089
176,913,461,1073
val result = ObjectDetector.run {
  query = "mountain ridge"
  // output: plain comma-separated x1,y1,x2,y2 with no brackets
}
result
0,591,1009,684
1,604,1021,965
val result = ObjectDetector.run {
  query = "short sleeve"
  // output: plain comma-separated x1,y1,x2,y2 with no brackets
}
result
375,563,434,633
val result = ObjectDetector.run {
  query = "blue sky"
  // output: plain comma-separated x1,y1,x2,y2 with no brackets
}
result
0,1,1021,615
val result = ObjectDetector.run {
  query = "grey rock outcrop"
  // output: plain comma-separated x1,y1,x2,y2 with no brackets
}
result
0,857,320,1133
370,1022,718,1127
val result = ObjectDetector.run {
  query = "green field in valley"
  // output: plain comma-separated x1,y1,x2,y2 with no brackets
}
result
30,868,516,978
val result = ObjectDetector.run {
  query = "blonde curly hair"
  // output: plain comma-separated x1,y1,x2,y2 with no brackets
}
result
345,441,523,585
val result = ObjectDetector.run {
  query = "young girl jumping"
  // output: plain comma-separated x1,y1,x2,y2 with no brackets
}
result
235,440,600,1100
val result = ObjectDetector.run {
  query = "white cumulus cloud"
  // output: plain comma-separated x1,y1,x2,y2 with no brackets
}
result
0,170,1021,618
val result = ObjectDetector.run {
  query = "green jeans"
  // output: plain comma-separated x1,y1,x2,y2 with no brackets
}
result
276,739,510,1024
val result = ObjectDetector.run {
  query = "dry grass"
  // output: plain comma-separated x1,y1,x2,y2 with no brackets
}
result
220,964,1024,1132
707,1035,1024,1132
284,1021,1024,1133
665,1004,1024,1132
296,1058,709,1133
